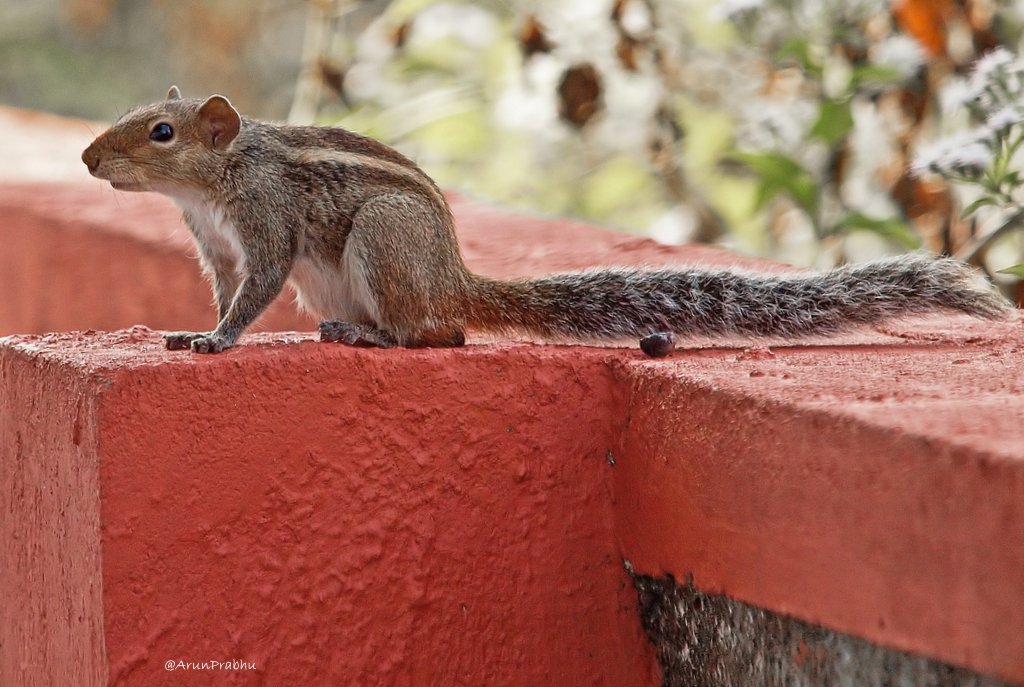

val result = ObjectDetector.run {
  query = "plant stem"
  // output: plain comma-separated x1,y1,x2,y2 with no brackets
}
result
956,205,1024,265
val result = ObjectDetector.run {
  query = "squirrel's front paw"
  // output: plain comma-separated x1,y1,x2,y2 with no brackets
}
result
164,331,231,354
188,334,231,354
164,331,208,351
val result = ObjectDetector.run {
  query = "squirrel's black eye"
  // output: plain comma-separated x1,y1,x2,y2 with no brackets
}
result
149,122,174,142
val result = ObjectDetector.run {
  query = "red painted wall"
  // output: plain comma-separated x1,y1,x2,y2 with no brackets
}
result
1,343,106,686
90,334,650,685
615,338,1024,680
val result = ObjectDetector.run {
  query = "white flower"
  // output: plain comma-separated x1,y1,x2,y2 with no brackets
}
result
912,130,993,177
941,49,1024,122
940,78,981,114
411,3,498,49
986,105,1024,134
953,141,996,172
870,34,926,80
619,0,653,39
971,47,1015,85
709,0,765,22
736,97,817,152
967,47,1024,109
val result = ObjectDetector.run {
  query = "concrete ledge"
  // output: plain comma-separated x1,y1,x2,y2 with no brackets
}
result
4,317,1023,684
1,335,106,686
2,330,655,686
615,324,1024,682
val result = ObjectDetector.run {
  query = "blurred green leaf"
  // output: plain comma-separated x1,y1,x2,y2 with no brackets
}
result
398,37,478,76
834,212,921,249
850,64,905,87
998,263,1024,277
386,0,441,22
960,196,1000,219
776,37,821,76
581,156,657,218
410,108,489,158
810,98,854,145
727,151,819,216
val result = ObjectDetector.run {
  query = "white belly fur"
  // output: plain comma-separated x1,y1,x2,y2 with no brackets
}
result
288,257,348,320
170,193,381,326
171,193,247,276
288,250,381,325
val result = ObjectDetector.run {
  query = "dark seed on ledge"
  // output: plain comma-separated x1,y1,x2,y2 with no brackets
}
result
640,332,675,358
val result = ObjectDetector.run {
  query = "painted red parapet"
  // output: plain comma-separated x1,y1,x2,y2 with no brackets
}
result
0,160,764,685
614,318,1024,683
0,337,107,687
1,329,658,686
5,317,1024,685
0,171,755,686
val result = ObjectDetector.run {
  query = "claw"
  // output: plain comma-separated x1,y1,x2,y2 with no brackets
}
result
165,331,206,351
163,331,230,354
190,335,228,354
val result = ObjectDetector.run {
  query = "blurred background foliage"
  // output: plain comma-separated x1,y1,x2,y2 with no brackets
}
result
3,0,1024,283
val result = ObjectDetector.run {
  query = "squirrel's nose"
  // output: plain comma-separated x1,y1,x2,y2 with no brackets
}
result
81,145,99,174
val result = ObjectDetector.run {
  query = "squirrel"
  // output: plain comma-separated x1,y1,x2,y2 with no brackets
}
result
81,87,1012,356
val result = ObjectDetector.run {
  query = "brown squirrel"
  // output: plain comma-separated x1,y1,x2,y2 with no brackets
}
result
81,87,1011,355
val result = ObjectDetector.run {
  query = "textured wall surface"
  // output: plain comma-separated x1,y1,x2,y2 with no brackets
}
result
0,338,106,686
5,314,1024,685
1,330,654,686
613,321,1024,682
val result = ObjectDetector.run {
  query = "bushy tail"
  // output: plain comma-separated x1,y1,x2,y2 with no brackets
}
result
464,254,1011,340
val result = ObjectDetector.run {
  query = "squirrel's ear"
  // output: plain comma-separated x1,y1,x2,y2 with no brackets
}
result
198,95,241,149
166,85,182,100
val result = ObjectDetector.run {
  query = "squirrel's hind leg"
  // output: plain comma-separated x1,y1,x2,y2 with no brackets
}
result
340,193,470,348
318,320,465,348
406,328,466,348
319,320,396,348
